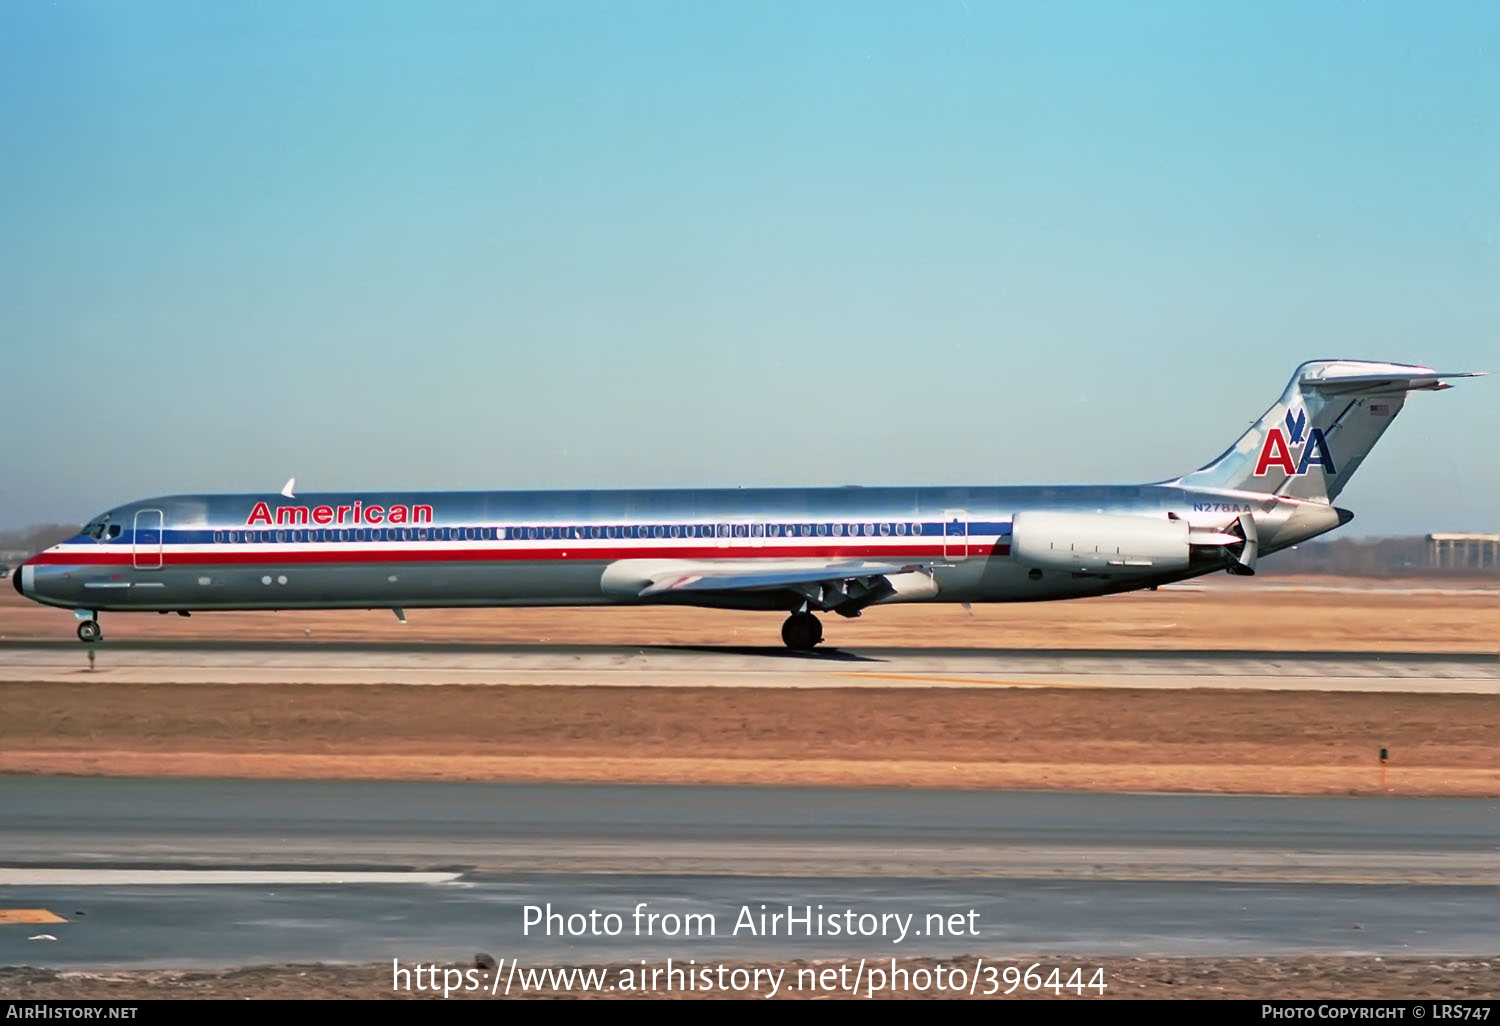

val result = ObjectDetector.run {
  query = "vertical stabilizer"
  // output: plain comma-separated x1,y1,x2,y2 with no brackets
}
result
1173,360,1481,502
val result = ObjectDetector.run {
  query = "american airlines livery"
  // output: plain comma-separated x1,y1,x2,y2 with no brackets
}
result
14,360,1481,649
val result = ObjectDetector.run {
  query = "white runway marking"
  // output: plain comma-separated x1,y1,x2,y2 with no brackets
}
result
0,869,461,886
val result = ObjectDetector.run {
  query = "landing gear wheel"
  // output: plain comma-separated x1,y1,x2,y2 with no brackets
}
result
77,620,102,643
781,612,823,651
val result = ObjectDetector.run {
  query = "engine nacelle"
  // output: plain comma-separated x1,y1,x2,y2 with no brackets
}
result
1011,511,1191,573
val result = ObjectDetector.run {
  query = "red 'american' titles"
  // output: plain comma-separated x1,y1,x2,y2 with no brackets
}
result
246,502,434,527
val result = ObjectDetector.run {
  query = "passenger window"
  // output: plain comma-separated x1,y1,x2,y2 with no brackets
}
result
880,523,891,536
896,523,906,536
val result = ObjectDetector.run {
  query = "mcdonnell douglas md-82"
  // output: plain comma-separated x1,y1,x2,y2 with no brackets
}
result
14,360,1481,649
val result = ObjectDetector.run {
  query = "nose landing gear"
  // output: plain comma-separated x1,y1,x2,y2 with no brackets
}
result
780,611,823,652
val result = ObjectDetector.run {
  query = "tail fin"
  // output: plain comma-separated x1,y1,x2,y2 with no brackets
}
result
1173,360,1482,502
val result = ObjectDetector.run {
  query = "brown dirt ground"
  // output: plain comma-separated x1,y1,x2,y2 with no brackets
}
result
1,582,1496,793
4,681,1499,795
1,580,1496,651
3,957,1496,1000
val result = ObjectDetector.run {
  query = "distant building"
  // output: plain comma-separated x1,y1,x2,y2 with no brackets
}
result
1426,533,1500,570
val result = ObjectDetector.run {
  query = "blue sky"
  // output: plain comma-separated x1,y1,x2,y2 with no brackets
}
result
2,1,1495,535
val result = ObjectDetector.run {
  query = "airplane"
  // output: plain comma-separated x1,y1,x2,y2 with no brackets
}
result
13,360,1481,649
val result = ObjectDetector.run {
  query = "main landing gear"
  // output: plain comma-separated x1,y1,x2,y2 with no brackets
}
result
780,611,823,652
76,619,102,643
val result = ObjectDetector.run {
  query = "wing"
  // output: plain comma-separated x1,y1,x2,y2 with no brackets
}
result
605,558,943,615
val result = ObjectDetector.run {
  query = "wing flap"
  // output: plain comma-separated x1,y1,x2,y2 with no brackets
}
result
639,560,933,596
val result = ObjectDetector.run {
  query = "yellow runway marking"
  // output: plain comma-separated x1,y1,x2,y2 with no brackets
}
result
828,672,1096,689
0,909,67,924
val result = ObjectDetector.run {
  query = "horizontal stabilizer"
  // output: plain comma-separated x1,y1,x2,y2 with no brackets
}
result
1297,366,1484,395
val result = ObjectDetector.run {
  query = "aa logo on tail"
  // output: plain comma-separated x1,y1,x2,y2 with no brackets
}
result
1253,407,1337,477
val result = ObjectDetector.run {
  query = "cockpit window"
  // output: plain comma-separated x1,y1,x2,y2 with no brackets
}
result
82,514,115,540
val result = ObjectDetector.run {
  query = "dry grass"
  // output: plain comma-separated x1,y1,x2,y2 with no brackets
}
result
4,681,1497,795
2,580,1496,651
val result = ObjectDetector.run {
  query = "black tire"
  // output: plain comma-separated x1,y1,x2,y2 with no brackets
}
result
77,620,102,643
780,612,822,651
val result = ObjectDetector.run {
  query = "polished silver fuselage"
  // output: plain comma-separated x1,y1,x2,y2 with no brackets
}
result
18,483,1340,614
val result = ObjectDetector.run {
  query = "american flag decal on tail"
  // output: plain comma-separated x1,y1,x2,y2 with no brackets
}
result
1369,403,1390,416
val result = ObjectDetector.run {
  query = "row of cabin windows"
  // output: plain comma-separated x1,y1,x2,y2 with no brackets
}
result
209,522,930,544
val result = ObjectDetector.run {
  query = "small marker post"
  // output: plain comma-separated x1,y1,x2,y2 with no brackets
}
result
1379,747,1389,790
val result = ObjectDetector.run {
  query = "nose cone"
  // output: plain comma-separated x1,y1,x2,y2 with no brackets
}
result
11,560,24,597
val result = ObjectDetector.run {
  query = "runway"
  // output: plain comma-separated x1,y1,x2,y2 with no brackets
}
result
2,779,1497,966
0,640,1494,692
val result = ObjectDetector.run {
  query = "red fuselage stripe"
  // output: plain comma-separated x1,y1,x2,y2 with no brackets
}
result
29,544,1009,567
